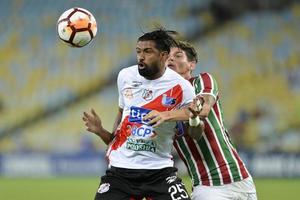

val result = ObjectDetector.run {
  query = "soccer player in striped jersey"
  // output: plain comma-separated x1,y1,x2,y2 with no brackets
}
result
151,41,258,200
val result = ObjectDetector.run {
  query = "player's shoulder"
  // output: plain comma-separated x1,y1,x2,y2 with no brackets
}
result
118,65,138,78
198,72,214,78
119,65,138,74
192,72,216,82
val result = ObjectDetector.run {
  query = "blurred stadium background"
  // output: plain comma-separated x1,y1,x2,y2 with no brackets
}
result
0,0,300,199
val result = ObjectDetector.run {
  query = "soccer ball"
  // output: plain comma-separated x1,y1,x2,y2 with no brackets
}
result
57,7,97,47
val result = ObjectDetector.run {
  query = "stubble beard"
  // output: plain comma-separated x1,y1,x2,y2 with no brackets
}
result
138,63,160,80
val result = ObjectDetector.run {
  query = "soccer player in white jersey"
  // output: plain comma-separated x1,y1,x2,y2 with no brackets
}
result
145,41,257,200
83,39,257,199
83,29,195,200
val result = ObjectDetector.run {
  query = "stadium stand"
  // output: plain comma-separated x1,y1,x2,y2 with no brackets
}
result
192,3,300,152
0,0,299,155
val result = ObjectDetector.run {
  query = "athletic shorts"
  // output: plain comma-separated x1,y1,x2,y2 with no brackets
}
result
191,177,257,200
94,166,191,200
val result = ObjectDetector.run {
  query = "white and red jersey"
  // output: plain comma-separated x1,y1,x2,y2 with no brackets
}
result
107,65,195,169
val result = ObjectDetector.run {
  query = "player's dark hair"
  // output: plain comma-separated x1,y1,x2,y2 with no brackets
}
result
138,28,178,53
174,40,198,63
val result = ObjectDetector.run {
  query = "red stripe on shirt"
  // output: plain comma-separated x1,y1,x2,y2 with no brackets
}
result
143,84,183,111
173,140,191,177
212,103,222,124
205,121,232,184
107,116,138,155
231,147,249,179
200,73,213,93
184,134,210,185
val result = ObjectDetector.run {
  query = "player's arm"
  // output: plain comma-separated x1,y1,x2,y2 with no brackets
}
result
197,94,215,119
144,101,205,140
111,107,123,137
143,107,191,126
144,99,202,126
145,79,197,125
195,73,218,119
83,107,123,145
186,99,205,140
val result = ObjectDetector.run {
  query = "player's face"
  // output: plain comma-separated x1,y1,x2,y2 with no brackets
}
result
166,47,195,80
136,40,168,80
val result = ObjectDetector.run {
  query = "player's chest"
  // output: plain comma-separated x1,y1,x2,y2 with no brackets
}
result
121,81,163,102
121,80,182,107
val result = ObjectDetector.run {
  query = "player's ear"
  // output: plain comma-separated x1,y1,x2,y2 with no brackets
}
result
161,51,169,58
190,61,196,71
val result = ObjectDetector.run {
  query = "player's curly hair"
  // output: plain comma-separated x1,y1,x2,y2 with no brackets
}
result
138,27,178,53
173,40,198,63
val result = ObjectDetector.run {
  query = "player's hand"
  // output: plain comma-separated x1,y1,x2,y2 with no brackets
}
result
188,97,203,118
82,108,103,136
143,110,169,127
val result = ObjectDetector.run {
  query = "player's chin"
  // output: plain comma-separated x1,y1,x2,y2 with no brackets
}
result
167,65,176,71
138,66,149,77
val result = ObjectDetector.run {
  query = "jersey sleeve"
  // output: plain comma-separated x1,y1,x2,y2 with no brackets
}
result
117,69,125,109
179,79,195,108
194,72,219,100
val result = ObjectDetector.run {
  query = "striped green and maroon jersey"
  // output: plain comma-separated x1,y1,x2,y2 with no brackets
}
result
173,72,250,186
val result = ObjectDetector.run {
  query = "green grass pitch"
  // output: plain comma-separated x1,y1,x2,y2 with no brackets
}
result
0,176,299,199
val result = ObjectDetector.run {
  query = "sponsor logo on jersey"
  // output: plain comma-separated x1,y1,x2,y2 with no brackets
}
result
162,94,176,107
124,88,133,99
131,81,142,87
126,138,156,152
97,183,110,193
130,125,153,137
142,89,153,101
129,106,151,125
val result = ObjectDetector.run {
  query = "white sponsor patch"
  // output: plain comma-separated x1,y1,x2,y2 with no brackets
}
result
97,183,110,194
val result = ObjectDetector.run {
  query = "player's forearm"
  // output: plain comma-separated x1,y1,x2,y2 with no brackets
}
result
96,128,114,145
95,108,122,145
161,108,190,121
199,94,215,118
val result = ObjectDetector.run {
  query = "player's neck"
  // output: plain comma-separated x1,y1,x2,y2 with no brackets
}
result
183,72,192,80
145,67,166,80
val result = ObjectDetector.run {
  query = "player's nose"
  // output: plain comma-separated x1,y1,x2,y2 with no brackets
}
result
138,56,145,62
137,54,145,61
167,55,174,62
